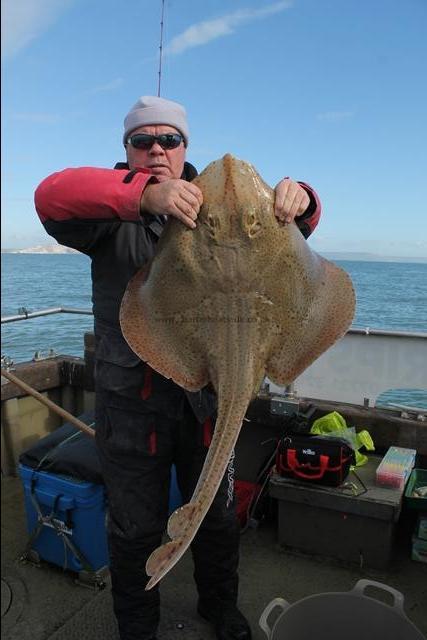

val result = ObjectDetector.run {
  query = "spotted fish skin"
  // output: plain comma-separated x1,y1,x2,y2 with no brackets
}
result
120,154,355,589
144,294,265,590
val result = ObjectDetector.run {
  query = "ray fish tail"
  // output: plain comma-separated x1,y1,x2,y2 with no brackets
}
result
145,302,261,590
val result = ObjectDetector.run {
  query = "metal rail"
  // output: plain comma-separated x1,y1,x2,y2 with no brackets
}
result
1,305,426,410
349,326,427,339
2,307,426,339
1,307,93,324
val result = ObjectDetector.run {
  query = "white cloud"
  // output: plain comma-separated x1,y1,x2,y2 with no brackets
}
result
165,1,293,56
87,78,125,95
1,0,75,59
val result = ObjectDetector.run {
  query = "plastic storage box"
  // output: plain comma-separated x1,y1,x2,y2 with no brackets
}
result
403,468,427,563
19,464,109,584
416,515,427,541
375,447,416,490
411,534,427,564
404,468,427,509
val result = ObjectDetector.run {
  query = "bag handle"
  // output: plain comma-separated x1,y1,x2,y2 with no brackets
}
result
286,449,329,479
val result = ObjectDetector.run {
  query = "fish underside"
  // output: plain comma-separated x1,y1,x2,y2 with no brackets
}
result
120,154,355,590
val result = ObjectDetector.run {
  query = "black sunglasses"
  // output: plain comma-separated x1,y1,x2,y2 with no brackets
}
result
126,133,184,150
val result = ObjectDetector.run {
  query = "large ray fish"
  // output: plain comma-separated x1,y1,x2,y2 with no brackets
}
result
119,154,355,590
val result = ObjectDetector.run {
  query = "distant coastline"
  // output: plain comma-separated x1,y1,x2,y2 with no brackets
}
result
1,244,79,255
1,244,426,263
319,251,427,264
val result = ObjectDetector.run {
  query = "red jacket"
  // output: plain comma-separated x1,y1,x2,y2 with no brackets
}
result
34,162,322,421
35,162,321,324
35,163,321,233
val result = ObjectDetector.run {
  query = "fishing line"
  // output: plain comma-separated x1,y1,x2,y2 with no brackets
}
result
157,0,165,96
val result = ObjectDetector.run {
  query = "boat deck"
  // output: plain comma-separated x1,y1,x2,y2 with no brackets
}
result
2,475,426,640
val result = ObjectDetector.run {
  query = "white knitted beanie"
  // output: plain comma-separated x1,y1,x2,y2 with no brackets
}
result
123,96,189,146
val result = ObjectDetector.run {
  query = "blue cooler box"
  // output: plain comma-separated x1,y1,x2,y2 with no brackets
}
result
19,463,182,577
19,464,109,575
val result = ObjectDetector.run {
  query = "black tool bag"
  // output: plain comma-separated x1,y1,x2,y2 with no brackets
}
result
18,411,103,484
275,434,356,487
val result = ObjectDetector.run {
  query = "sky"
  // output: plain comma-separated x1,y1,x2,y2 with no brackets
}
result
2,0,427,257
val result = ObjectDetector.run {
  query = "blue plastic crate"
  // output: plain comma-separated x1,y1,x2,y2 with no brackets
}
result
19,464,109,574
19,463,182,575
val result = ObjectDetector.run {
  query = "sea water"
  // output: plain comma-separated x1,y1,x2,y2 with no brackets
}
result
1,254,426,408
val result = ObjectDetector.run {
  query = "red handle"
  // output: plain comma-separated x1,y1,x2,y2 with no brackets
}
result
286,449,329,479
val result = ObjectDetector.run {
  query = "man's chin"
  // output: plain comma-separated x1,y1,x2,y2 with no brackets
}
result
149,168,172,181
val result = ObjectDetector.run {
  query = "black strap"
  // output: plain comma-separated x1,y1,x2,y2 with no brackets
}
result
148,219,165,238
24,478,95,573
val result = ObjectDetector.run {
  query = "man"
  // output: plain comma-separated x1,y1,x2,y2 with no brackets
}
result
35,96,321,640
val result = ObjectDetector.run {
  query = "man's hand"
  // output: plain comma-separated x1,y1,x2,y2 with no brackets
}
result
140,180,203,229
274,178,310,224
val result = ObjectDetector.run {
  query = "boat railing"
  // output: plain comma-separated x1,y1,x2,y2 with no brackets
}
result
1,307,426,411
2,305,425,338
1,306,93,324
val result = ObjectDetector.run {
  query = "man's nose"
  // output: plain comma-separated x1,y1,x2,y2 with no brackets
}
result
149,142,165,154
